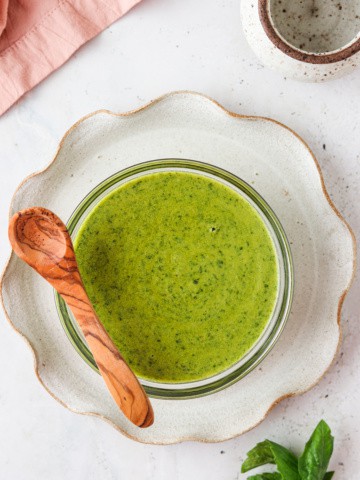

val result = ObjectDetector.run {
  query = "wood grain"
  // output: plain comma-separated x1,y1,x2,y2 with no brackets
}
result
9,207,154,428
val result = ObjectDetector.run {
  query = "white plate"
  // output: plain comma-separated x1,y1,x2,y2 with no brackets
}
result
0,92,355,444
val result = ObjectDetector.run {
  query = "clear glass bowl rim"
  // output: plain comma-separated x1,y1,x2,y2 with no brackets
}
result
55,159,294,399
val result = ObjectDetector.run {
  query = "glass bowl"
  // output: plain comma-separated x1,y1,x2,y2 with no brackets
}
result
56,159,293,399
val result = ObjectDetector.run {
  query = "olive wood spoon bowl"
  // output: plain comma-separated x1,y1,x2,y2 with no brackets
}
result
9,207,154,428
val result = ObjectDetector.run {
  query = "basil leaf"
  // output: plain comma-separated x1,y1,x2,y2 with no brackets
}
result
323,472,334,480
248,473,282,480
268,441,300,480
241,440,300,480
298,420,334,480
241,441,276,473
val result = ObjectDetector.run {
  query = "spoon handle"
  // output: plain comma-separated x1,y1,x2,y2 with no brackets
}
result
65,285,154,428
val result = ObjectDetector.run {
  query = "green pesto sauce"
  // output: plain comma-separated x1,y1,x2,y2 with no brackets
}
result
75,172,278,383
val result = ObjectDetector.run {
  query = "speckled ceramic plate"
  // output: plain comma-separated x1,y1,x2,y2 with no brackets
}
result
1,92,355,444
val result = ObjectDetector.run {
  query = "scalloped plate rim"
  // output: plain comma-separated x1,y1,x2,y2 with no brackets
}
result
0,91,356,444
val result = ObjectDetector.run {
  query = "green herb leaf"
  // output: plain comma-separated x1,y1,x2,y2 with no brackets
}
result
241,441,275,473
267,441,300,480
248,473,282,480
323,472,335,480
298,420,334,480
241,440,300,479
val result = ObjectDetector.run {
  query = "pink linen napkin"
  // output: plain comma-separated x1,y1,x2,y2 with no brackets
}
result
0,0,142,116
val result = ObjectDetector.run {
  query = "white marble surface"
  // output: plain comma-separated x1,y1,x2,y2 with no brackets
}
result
0,0,359,478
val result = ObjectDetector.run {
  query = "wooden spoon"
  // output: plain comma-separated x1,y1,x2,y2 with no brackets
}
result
9,207,154,428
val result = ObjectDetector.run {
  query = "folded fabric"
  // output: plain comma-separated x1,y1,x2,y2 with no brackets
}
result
0,0,142,116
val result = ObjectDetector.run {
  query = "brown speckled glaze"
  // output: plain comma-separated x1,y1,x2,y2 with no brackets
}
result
0,92,356,444
259,0,360,64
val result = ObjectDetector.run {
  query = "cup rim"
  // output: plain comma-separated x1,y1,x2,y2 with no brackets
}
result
55,159,294,399
258,0,360,64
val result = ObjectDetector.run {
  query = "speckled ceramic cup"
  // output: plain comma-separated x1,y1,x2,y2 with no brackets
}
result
241,0,360,81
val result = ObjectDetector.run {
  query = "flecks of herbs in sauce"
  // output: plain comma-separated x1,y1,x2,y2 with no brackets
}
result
75,172,278,383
